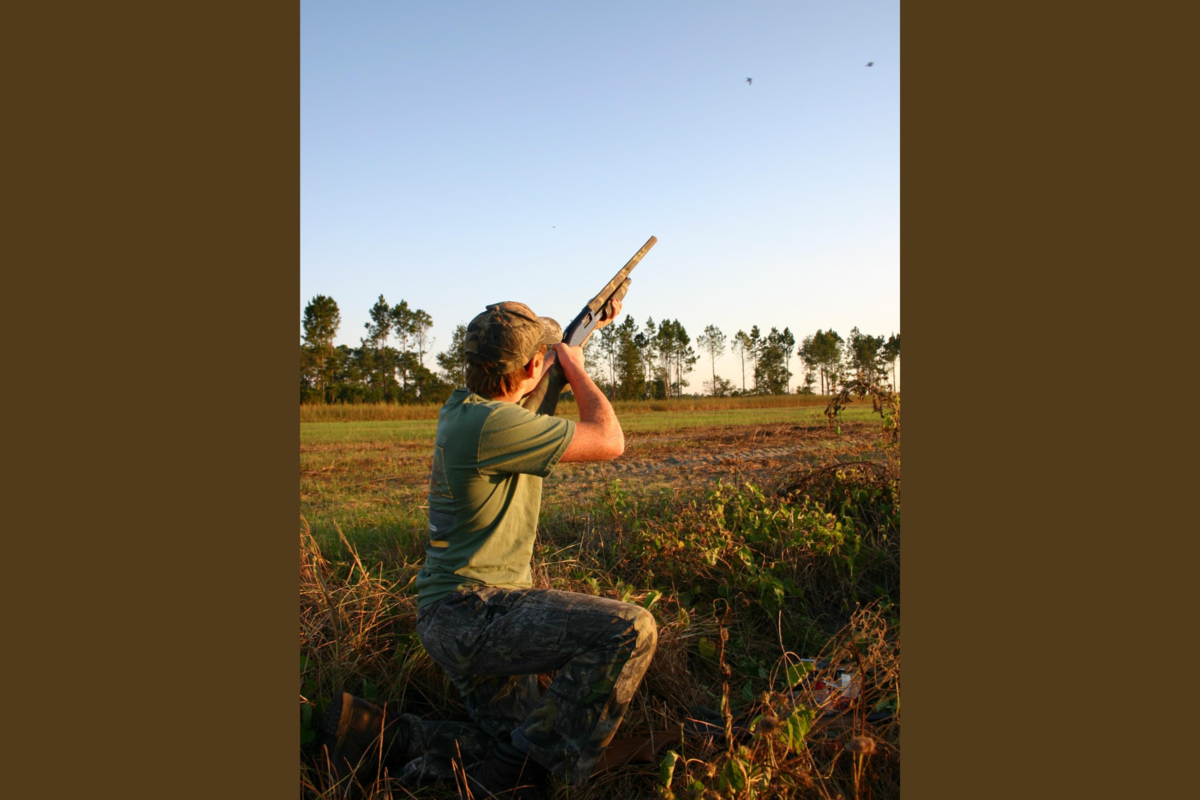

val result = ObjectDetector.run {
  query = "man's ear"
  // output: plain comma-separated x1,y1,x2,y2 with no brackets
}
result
525,353,541,378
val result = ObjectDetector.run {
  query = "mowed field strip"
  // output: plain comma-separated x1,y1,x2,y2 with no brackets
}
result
300,404,890,550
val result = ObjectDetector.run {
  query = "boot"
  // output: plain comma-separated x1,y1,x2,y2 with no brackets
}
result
459,740,549,800
316,692,415,785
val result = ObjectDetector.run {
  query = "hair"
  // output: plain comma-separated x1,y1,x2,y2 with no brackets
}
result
465,344,546,399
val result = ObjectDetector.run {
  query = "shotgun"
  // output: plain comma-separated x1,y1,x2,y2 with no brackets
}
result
521,236,657,415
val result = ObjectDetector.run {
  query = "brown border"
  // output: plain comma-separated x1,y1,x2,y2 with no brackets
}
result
12,1,1164,797
900,2,1023,795
8,3,297,797
181,4,299,796
900,1,1166,798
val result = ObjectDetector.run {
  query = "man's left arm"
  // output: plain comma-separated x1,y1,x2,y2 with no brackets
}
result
556,341,623,463
477,407,576,477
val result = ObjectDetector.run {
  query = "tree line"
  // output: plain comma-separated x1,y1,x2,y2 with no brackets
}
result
300,294,899,404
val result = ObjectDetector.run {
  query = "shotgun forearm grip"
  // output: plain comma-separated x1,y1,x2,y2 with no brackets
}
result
608,278,631,311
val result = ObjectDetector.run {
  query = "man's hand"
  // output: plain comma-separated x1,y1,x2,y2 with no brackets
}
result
553,341,586,386
596,297,623,330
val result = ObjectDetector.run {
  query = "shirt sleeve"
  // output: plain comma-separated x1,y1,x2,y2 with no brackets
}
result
477,404,576,477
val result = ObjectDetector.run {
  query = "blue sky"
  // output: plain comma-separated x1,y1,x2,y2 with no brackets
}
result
301,1,899,391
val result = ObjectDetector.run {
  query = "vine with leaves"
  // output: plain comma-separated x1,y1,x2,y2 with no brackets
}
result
824,378,900,445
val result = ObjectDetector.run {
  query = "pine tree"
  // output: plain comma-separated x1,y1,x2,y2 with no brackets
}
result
697,324,727,396
748,326,762,393
882,333,900,390
732,330,751,394
614,316,643,399
363,295,395,393
436,323,469,388
302,295,341,401
846,327,886,384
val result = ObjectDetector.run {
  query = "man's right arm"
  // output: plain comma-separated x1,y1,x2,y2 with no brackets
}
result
555,342,624,462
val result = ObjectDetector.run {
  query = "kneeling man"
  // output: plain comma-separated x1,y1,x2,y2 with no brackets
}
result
415,299,656,798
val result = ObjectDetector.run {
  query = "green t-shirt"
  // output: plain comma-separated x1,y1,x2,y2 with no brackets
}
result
415,388,576,608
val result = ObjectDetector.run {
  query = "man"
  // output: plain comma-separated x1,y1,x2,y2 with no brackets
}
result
318,300,656,799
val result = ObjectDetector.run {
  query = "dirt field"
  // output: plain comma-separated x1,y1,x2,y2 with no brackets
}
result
301,413,895,542
549,421,894,494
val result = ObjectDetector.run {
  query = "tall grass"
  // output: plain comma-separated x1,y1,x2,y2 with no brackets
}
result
300,402,447,423
301,394,855,424
301,462,900,799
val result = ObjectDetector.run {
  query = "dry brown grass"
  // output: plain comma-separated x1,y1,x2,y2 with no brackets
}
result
300,517,899,800
300,394,842,424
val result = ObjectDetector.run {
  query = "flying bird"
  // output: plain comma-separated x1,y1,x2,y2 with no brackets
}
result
746,77,752,85
866,62,874,67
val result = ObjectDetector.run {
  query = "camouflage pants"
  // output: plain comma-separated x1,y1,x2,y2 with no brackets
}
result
415,586,657,786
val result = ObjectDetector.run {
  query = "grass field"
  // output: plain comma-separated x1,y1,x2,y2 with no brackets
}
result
301,400,900,799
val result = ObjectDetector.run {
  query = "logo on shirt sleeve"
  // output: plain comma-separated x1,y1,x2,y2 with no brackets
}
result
429,445,453,499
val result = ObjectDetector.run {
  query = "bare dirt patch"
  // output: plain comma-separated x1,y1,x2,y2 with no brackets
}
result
300,419,896,521
546,420,895,497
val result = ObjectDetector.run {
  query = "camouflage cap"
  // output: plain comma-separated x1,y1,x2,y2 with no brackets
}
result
464,302,562,374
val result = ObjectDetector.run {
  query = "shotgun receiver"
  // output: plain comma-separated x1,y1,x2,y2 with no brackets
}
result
521,235,657,415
